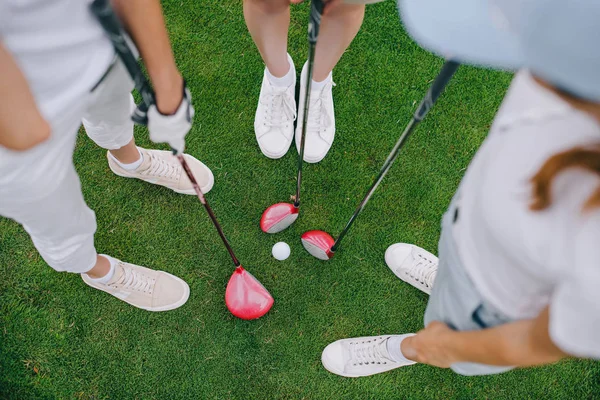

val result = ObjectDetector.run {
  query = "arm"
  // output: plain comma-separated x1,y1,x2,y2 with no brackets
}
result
0,42,50,151
402,306,569,368
110,0,183,115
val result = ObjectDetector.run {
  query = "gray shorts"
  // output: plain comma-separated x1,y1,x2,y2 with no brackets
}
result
424,192,515,376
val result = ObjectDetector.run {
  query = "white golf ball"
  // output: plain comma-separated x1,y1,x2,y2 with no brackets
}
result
272,242,291,261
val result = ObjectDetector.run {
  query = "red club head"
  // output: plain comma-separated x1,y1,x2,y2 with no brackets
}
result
301,230,335,260
225,266,274,320
260,203,299,233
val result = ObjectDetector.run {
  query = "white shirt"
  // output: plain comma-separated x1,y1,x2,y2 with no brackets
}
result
455,70,600,358
0,0,114,132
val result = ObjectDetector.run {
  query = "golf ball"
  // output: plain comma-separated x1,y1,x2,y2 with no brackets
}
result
272,242,291,261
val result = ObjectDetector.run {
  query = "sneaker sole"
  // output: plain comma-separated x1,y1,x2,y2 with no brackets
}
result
82,271,190,312
255,134,294,160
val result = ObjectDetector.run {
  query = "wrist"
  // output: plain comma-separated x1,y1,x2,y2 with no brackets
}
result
153,70,184,115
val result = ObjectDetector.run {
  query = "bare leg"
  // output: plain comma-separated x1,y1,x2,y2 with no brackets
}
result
313,3,365,82
108,138,140,164
243,0,291,77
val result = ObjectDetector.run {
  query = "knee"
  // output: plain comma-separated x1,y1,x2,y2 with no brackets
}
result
245,0,289,14
82,95,135,150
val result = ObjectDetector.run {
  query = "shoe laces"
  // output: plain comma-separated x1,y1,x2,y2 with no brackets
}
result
348,338,391,367
262,84,296,133
406,251,437,288
144,151,181,180
115,264,155,294
306,81,335,140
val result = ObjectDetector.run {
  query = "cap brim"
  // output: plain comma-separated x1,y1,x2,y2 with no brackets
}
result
399,0,522,70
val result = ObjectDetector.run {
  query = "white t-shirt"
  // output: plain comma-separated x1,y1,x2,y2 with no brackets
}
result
0,0,114,132
454,70,600,359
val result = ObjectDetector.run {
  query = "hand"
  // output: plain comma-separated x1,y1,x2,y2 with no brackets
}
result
400,321,459,368
147,82,194,154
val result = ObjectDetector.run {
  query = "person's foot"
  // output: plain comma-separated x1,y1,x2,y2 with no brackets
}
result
108,147,214,195
322,335,416,377
254,55,297,159
295,62,336,163
82,257,189,311
385,243,438,295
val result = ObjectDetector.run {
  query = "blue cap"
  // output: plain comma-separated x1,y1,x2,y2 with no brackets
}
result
400,0,600,102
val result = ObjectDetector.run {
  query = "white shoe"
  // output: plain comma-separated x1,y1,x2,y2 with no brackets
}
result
108,148,214,195
82,258,190,312
322,335,416,377
254,57,297,159
295,62,335,163
385,243,438,295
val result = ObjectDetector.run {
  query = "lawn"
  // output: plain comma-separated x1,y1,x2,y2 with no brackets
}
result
1,0,599,398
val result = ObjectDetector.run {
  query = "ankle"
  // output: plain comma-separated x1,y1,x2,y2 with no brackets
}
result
85,255,116,283
311,72,332,91
387,334,417,363
266,54,295,87
110,147,143,170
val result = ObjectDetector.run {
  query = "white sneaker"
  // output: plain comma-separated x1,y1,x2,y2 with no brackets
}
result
82,258,190,312
385,243,438,295
295,62,336,163
254,58,297,159
322,335,416,377
108,148,214,195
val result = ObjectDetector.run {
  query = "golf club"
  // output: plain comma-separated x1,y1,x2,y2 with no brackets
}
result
260,0,325,234
301,61,460,260
90,0,274,320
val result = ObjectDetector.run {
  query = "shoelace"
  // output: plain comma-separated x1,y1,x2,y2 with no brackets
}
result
115,264,155,294
306,82,335,139
407,252,437,288
349,338,391,367
263,85,297,132
143,152,181,180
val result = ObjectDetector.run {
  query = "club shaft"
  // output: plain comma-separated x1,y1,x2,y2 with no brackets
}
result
91,0,241,267
177,155,241,266
331,61,460,252
295,0,325,208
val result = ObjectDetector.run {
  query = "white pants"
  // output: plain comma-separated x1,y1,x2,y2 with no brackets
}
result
0,60,135,273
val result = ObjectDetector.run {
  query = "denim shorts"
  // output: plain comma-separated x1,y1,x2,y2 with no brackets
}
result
423,191,515,376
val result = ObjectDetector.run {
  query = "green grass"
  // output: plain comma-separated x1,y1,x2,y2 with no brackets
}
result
1,0,599,398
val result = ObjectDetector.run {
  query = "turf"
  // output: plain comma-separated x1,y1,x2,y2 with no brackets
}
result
1,0,599,398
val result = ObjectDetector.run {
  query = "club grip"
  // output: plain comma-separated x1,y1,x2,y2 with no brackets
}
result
308,0,325,44
414,60,460,121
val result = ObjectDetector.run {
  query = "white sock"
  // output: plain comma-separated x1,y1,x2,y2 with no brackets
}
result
311,72,332,91
88,254,117,284
386,334,416,363
109,147,143,170
266,54,295,87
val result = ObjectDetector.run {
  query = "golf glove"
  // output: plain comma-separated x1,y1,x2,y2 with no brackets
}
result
147,84,194,154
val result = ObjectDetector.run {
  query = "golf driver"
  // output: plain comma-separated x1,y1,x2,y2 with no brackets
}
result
301,61,460,260
260,0,325,234
91,0,274,320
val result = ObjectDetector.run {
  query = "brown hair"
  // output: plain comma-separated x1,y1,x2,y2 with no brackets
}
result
530,146,600,212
